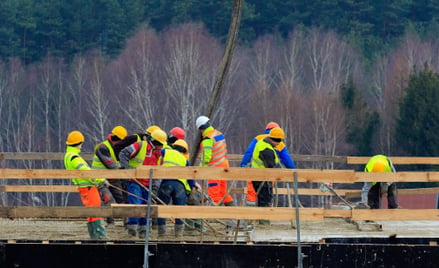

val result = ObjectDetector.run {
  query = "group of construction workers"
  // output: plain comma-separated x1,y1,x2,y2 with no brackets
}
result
64,116,398,240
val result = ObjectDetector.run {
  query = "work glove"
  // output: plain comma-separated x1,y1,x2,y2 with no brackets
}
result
103,180,110,187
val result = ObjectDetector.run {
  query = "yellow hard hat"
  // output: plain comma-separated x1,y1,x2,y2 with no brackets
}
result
112,125,127,140
66,130,85,145
146,125,160,135
268,127,285,140
150,129,167,145
372,159,387,172
173,139,188,152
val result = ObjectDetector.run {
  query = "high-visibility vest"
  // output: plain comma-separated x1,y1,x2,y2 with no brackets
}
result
160,148,191,193
128,141,148,168
91,140,118,169
364,154,392,186
64,146,105,188
201,126,229,167
251,139,279,168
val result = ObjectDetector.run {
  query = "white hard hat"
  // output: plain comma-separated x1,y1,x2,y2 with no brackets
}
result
196,116,210,129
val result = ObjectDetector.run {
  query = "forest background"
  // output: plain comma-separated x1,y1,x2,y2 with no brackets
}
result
0,0,439,173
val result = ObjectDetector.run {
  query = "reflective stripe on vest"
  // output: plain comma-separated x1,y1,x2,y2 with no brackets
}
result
161,149,191,193
92,140,118,169
128,141,148,168
64,149,96,188
204,128,228,167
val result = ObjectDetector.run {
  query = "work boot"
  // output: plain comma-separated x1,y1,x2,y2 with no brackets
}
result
158,225,166,237
174,224,184,237
90,219,107,239
87,222,95,239
138,225,147,239
126,224,137,238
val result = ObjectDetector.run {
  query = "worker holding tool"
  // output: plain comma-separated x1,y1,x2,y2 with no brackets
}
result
64,130,108,239
241,121,296,207
157,139,199,237
113,125,161,158
364,154,398,209
119,128,167,238
92,125,128,226
251,127,284,225
196,116,234,206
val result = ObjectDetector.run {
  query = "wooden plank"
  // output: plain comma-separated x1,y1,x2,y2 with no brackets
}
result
323,209,352,218
0,206,157,218
0,152,348,163
0,185,77,192
1,167,439,184
346,187,439,199
352,209,439,221
347,156,439,165
354,172,439,183
136,166,357,183
156,206,324,221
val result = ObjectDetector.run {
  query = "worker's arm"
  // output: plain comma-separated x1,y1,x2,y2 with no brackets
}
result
118,142,140,169
276,143,296,169
240,138,257,167
200,138,214,166
95,144,119,169
71,155,105,184
259,148,276,168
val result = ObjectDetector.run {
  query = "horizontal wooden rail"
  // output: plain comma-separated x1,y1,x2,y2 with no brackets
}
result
0,205,437,221
1,167,439,183
0,152,347,163
2,152,439,165
0,184,359,197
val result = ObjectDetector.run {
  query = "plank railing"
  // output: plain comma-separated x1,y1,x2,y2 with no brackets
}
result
1,166,439,221
3,152,439,165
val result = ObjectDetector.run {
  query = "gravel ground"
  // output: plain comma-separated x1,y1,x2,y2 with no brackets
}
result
1,217,438,243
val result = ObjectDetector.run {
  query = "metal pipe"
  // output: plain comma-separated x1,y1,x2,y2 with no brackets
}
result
293,171,303,268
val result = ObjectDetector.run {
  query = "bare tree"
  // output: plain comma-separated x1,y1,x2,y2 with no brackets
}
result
160,24,222,139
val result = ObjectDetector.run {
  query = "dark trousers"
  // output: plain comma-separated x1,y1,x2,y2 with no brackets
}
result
108,179,128,204
368,183,398,209
252,181,273,207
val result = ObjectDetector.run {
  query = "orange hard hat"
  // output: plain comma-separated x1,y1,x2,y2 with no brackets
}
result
265,121,280,130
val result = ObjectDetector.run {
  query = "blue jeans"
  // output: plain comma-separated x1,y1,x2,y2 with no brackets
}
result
157,180,187,226
127,181,150,226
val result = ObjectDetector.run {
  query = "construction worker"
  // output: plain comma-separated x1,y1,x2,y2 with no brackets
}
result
241,122,296,207
167,127,186,145
196,115,234,206
113,125,160,158
251,127,284,225
119,128,167,238
157,139,197,237
364,154,398,209
63,130,108,239
92,125,128,226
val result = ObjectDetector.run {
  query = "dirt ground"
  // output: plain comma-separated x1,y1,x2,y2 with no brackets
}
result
1,217,438,243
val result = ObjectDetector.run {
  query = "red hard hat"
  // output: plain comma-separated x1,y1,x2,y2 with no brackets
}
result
170,127,186,140
265,121,280,130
